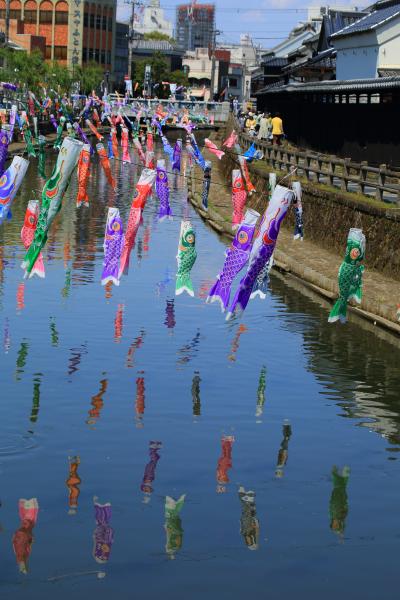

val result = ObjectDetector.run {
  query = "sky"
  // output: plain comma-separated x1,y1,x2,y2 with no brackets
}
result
115,0,331,49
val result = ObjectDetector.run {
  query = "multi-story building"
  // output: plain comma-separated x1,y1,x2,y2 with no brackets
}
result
175,3,215,51
182,46,229,100
134,0,173,38
114,21,129,90
0,0,116,72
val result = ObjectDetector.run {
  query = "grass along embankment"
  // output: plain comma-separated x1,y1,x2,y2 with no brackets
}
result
187,126,400,334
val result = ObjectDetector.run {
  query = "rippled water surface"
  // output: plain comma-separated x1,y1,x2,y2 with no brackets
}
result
0,142,400,599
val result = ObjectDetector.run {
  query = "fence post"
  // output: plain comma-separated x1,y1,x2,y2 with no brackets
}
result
327,156,335,186
304,154,311,180
341,158,351,192
316,156,323,183
359,161,368,195
376,164,386,201
291,151,299,172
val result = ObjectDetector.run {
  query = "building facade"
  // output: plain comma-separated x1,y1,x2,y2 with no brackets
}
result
114,21,129,90
176,3,215,51
134,0,173,38
0,0,116,72
331,1,400,79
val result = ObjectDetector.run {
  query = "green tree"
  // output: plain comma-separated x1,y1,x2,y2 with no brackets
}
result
133,51,169,85
0,48,47,94
143,31,176,45
45,61,73,95
168,70,189,87
74,62,104,95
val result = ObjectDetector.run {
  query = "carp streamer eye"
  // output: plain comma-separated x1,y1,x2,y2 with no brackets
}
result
112,222,121,232
186,234,195,244
238,231,249,245
350,248,360,260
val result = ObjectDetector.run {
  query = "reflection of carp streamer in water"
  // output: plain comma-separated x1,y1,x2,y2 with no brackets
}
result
216,435,235,493
66,456,81,514
191,371,201,417
238,487,259,550
329,466,350,537
87,377,108,425
141,441,162,500
93,497,114,567
12,498,39,574
135,373,145,427
164,494,185,559
275,421,292,478
228,324,248,362
256,365,266,419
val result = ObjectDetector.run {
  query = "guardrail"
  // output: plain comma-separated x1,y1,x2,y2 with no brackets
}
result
232,116,400,205
109,96,230,123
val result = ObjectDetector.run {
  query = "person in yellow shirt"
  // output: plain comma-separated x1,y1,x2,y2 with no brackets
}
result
271,112,284,146
245,113,257,134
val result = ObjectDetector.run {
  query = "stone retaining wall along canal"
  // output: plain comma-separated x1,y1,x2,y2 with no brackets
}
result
224,119,400,281
187,125,400,333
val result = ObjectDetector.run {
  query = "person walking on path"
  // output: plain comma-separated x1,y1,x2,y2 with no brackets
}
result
258,113,270,141
271,112,284,146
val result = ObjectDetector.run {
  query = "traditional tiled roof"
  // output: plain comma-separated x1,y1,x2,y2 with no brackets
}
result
262,56,289,68
257,76,400,94
331,2,400,39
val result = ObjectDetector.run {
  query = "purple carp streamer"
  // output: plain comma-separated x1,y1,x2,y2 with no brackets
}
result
156,159,172,221
101,207,124,286
0,156,29,225
207,209,259,312
227,185,294,319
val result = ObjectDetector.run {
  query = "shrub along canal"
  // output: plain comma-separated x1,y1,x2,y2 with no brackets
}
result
0,141,399,599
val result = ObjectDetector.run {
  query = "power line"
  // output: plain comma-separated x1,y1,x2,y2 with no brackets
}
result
162,6,309,11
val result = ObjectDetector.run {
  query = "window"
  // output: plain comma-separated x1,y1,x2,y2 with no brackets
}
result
94,49,99,62
55,10,68,24
102,15,107,30
24,9,37,23
83,12,88,26
96,14,101,28
100,49,105,64
54,45,67,59
89,13,94,27
10,9,21,18
40,10,52,23
0,9,4,17
108,16,112,29
45,45,52,59
82,46,87,61
229,77,238,87
106,50,111,64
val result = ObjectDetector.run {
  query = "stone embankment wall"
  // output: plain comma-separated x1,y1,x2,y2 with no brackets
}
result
218,124,400,281
187,123,400,334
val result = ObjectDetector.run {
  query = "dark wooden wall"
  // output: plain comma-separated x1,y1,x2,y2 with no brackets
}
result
257,91,400,167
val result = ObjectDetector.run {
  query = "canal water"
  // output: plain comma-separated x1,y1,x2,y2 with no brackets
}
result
0,142,399,599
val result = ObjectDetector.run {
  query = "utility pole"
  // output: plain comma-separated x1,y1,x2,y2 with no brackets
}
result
5,0,10,47
209,28,221,102
125,0,142,81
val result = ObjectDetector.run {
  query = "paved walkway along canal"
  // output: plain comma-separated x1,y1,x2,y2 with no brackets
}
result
0,140,399,599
